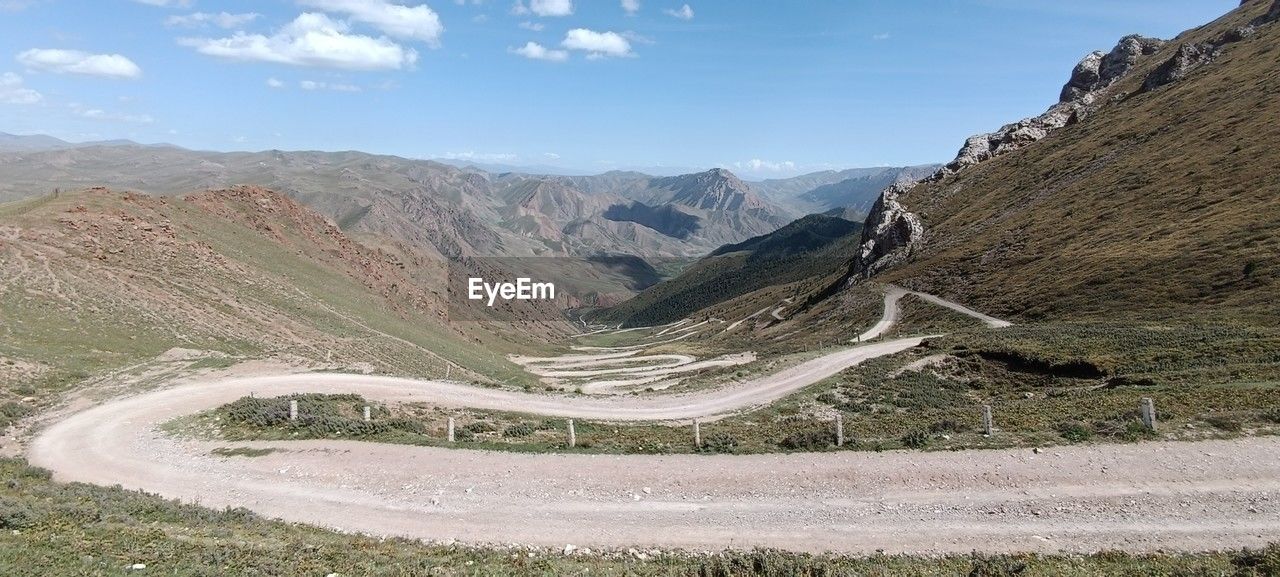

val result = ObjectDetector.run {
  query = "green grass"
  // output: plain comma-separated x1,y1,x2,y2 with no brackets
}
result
1,457,1276,576
938,321,1280,385
191,336,1280,455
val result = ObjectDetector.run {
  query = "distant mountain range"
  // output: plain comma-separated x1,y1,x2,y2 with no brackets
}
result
0,132,932,263
0,132,179,153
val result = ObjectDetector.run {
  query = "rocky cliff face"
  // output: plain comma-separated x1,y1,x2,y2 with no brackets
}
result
855,180,922,277
850,1,1279,279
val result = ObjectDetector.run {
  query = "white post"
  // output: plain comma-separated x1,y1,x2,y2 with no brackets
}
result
835,413,844,447
289,399,298,421
567,419,576,448
1141,398,1157,431
363,406,371,422
446,365,451,380
694,420,702,448
982,405,993,436
447,417,456,442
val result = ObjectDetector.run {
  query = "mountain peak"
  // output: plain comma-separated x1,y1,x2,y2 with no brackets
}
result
651,168,759,212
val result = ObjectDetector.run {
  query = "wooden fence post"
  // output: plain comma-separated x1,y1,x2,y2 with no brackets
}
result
835,414,844,447
694,420,702,449
568,419,576,448
447,417,456,442
982,405,993,436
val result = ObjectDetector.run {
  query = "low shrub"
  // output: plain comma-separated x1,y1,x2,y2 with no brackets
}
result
929,419,962,434
1232,544,1280,576
1121,420,1157,441
967,554,1027,577
1206,417,1243,432
503,423,535,438
465,421,496,434
702,433,738,453
901,430,930,449
0,497,38,529
0,401,34,429
779,425,834,451
539,418,565,431
1056,421,1093,443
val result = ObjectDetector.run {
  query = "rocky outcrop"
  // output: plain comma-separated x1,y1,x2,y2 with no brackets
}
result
856,181,922,277
1142,0,1276,93
849,34,1165,278
1060,35,1165,102
1255,0,1280,25
1143,42,1219,91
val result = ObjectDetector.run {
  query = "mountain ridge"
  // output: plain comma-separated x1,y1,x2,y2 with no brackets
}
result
846,0,1280,320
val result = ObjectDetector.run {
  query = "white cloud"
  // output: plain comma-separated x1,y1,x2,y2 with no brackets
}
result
299,0,444,46
179,13,419,70
561,29,632,58
663,4,692,20
543,152,560,159
0,72,42,104
131,0,194,6
872,32,890,40
299,79,363,91
165,12,260,29
621,0,639,15
71,104,154,124
621,30,654,45
510,41,567,62
17,49,143,79
517,21,544,31
735,159,796,173
266,77,285,88
443,151,518,162
512,0,571,17
0,0,40,11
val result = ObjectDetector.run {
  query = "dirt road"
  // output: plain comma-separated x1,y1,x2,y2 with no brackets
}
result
26,289,1280,553
28,375,1280,553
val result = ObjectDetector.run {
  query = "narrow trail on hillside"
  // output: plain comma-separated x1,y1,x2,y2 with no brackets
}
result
28,289,1280,554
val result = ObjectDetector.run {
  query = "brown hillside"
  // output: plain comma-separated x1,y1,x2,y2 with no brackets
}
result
0,188,540,396
877,0,1280,322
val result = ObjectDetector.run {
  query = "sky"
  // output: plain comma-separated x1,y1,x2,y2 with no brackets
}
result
0,0,1237,179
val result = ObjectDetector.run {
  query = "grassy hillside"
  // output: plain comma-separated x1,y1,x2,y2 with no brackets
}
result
879,1,1279,323
0,187,540,414
596,214,861,327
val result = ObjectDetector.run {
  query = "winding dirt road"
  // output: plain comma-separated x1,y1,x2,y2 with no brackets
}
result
26,289,1280,554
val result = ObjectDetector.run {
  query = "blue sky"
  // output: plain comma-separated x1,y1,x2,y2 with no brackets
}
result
0,0,1236,178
